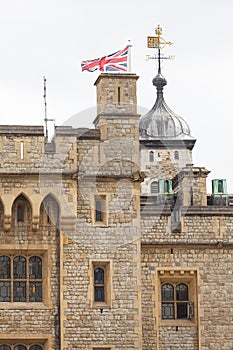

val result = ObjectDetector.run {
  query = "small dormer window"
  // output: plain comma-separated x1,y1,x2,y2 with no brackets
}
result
212,179,227,195
159,179,173,194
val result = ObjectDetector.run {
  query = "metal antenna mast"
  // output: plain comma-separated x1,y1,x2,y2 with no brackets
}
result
146,25,174,74
43,76,55,141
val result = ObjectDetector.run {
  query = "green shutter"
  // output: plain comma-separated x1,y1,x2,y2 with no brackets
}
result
159,179,165,194
212,179,227,194
168,180,174,194
159,179,173,194
222,180,227,194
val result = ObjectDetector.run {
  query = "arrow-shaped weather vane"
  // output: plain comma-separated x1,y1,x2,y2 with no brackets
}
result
146,25,174,74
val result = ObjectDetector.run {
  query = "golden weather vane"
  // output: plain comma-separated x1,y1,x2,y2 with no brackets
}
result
146,25,174,74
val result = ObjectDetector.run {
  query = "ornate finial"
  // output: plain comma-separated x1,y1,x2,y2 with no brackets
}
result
155,24,163,41
147,25,174,74
43,76,55,141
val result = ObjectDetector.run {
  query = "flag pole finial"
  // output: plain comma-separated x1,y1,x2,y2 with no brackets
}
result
147,25,174,75
43,76,55,141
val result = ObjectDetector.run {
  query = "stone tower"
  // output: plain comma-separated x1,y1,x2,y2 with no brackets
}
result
62,73,143,349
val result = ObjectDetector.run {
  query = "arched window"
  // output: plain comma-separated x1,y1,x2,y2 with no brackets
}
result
176,284,188,319
149,151,154,162
0,256,10,279
29,256,42,302
12,194,31,227
0,255,42,302
162,284,174,319
13,256,26,302
151,181,159,194
94,267,105,302
174,151,179,160
0,256,11,302
162,283,189,319
0,345,43,350
30,346,43,350
40,195,59,228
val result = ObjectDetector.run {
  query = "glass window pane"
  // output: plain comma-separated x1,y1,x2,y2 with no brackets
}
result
176,284,188,301
151,181,158,193
95,200,102,221
94,286,104,302
149,151,154,162
0,256,10,279
29,282,42,302
174,151,179,160
162,284,174,301
0,346,11,350
162,303,174,319
29,256,42,279
30,346,43,350
13,256,26,279
94,268,104,284
0,281,11,302
177,303,188,319
13,282,26,302
14,346,27,350
17,205,24,222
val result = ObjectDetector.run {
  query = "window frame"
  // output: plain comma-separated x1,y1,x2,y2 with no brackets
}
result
174,150,179,160
151,181,159,194
0,255,43,303
0,248,50,308
12,195,32,228
149,151,154,163
157,267,198,326
0,336,50,350
91,194,108,227
0,346,43,350
0,342,46,350
161,282,190,320
90,260,112,308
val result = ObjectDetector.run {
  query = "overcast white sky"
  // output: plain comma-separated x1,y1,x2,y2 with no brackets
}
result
0,0,233,192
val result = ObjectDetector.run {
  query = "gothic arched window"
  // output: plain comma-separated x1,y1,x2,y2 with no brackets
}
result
40,195,59,228
12,194,32,227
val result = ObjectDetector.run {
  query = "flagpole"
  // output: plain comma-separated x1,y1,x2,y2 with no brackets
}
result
127,40,132,73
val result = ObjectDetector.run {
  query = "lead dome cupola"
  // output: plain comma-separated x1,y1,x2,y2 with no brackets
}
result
139,72,193,140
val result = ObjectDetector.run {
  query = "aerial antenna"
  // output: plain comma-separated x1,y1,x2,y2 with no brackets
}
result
43,76,55,141
146,25,174,74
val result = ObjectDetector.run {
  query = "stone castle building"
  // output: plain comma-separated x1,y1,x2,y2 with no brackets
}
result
0,58,232,350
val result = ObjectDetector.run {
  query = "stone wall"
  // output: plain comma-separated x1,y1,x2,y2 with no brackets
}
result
141,245,233,350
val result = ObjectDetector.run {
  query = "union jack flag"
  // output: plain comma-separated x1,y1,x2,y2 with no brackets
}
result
81,46,128,72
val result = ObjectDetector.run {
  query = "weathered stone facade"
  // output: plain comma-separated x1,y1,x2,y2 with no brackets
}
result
0,72,232,350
